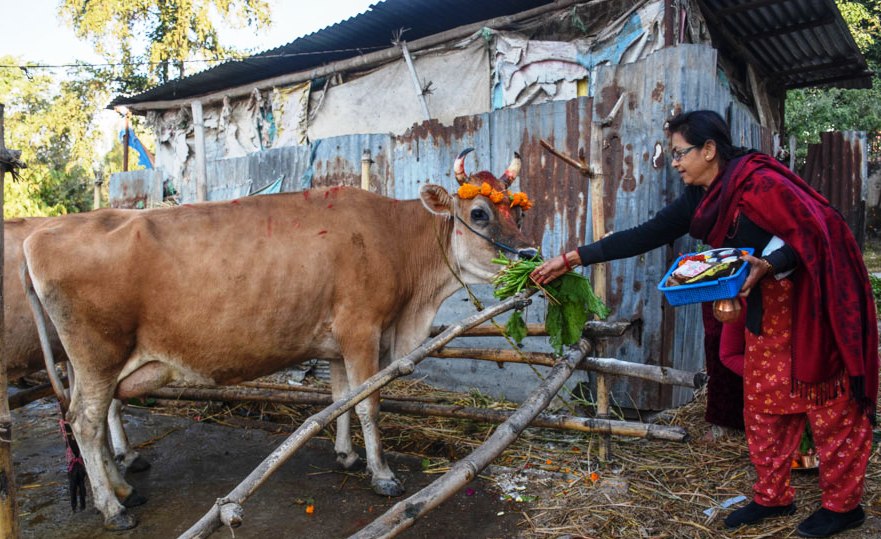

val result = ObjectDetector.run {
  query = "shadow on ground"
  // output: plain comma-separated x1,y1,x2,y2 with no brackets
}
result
13,399,522,538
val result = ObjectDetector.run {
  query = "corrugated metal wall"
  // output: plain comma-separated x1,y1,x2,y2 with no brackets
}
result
109,43,771,410
801,131,868,247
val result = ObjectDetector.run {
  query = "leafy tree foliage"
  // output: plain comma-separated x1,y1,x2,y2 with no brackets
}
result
0,57,111,217
785,1,881,167
61,0,270,94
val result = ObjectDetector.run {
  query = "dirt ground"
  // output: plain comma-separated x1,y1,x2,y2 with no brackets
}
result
11,398,523,538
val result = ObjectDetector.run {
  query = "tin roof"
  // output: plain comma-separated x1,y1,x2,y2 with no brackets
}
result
110,0,871,108
110,0,556,107
699,0,872,89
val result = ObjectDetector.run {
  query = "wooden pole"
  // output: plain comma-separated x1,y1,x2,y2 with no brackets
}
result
360,150,372,191
178,291,534,539
430,348,705,388
398,41,431,121
191,100,208,202
429,319,631,338
0,103,20,538
93,169,103,210
122,111,130,172
350,339,592,539
146,385,687,441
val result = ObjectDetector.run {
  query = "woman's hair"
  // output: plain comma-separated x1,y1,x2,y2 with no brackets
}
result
665,110,747,162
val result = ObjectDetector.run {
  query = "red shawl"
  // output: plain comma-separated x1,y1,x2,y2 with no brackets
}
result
691,153,878,421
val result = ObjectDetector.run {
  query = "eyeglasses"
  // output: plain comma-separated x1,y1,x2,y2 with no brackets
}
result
670,145,697,161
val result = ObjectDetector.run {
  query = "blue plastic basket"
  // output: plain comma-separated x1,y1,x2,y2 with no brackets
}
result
657,248,754,306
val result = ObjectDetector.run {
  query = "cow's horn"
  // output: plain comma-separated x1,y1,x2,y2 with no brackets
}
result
501,152,521,187
454,147,474,185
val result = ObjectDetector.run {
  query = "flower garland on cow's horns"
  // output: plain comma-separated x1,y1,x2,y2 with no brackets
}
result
457,182,534,211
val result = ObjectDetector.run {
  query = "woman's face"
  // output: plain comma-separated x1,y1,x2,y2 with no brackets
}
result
670,132,719,188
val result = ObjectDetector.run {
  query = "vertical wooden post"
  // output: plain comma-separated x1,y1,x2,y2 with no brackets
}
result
588,91,626,462
589,119,611,461
360,150,372,191
93,168,103,210
0,103,21,538
191,100,208,202
122,110,130,172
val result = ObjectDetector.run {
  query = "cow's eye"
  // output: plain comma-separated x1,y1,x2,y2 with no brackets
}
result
470,207,489,223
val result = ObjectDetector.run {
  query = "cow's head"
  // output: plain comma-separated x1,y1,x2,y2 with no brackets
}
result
420,148,538,282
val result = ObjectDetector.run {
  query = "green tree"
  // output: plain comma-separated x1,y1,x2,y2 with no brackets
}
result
0,57,109,217
785,1,881,167
61,0,270,94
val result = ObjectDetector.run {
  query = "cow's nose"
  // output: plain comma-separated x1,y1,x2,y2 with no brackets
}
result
517,248,539,260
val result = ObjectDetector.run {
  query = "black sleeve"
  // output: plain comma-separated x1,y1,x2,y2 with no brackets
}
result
763,245,798,274
576,186,702,265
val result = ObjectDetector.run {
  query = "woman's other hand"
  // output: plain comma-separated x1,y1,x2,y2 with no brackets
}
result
530,251,581,285
738,253,774,297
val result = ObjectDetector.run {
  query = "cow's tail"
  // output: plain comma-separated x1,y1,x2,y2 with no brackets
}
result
20,257,71,411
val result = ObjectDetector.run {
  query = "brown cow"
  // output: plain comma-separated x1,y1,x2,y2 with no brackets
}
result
5,217,147,472
23,151,536,530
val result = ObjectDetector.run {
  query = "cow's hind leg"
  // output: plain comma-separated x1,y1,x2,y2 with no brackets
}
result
107,399,151,474
329,359,360,469
335,326,404,497
67,376,139,530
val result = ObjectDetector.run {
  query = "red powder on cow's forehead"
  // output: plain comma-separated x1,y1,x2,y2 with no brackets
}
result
318,230,328,236
230,199,240,205
303,191,311,200
470,171,505,191
327,204,333,209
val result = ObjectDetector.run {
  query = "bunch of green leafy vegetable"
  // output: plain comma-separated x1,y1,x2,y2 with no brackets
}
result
492,253,610,354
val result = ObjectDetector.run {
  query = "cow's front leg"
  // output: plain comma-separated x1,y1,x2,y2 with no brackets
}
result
329,359,359,469
335,325,403,497
355,393,403,496
68,387,138,530
107,399,151,474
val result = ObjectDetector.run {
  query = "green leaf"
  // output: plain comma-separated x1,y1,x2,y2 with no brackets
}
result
505,310,528,344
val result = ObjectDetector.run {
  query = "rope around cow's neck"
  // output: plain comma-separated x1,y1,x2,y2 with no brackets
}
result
433,217,483,310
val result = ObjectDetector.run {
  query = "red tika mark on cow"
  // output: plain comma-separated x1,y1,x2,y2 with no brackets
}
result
230,199,240,205
327,204,333,209
303,191,311,200
318,230,328,236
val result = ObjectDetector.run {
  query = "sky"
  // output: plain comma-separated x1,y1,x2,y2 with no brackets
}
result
0,0,377,66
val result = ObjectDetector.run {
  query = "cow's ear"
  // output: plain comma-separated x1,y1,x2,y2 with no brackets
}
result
420,184,453,215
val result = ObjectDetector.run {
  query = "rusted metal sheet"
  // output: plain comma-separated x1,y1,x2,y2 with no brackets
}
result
802,131,867,246
108,170,163,209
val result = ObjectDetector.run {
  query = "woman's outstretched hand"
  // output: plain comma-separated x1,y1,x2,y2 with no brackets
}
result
530,251,580,286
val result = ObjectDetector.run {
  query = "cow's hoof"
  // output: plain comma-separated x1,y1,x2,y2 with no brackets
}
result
125,455,151,474
336,452,362,470
372,477,404,497
104,510,137,531
122,490,148,508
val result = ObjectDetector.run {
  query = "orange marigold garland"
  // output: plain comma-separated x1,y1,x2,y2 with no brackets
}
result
457,182,533,211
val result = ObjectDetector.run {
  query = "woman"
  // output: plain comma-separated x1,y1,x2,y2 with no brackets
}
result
531,110,877,538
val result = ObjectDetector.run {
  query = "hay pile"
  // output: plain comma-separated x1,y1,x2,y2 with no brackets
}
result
151,375,881,538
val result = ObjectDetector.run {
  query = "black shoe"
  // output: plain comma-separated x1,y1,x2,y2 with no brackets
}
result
724,501,797,528
797,506,865,537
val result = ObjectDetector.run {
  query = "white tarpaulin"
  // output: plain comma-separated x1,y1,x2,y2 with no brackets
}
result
307,37,490,140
